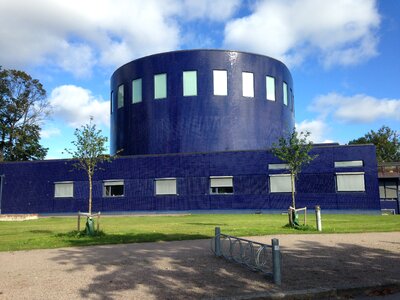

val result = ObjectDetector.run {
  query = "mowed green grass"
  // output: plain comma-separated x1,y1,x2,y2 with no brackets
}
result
0,214,399,252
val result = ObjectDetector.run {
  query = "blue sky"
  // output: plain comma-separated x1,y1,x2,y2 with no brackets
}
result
0,0,399,158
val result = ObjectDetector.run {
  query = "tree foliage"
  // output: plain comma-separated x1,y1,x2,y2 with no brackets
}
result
348,126,400,163
0,68,49,161
272,128,317,211
65,117,109,214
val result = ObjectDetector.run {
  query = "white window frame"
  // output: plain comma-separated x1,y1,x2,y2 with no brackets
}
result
154,73,167,99
183,71,197,96
242,72,254,98
269,174,293,193
268,163,290,170
213,70,228,96
54,181,74,198
103,180,125,197
210,176,233,194
118,84,124,108
334,160,363,168
155,178,177,195
132,78,142,103
336,172,365,192
283,82,288,106
266,76,276,101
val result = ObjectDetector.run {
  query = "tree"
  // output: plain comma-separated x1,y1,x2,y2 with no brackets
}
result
348,126,400,163
65,117,109,215
4,124,48,161
0,68,49,161
272,128,317,225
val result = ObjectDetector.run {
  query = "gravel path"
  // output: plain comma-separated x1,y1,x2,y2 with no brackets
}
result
0,232,399,299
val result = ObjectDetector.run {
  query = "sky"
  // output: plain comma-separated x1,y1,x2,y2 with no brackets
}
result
0,0,399,159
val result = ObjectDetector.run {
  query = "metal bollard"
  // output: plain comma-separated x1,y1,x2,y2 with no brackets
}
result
315,205,322,232
271,238,281,285
215,227,221,257
77,211,81,231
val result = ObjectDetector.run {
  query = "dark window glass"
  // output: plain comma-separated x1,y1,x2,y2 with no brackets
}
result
210,186,233,194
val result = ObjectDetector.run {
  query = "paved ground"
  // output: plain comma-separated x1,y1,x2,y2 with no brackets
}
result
0,232,399,299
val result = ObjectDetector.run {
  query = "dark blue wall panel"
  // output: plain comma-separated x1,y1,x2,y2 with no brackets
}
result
380,200,399,214
0,145,380,214
110,50,295,156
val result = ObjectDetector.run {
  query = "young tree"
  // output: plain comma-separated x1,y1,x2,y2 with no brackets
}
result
65,117,109,215
349,126,400,162
0,68,49,161
272,128,317,223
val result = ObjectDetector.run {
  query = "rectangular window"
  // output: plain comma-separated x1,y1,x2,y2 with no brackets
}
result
270,174,293,193
290,88,294,111
154,73,167,99
155,178,177,195
268,163,289,170
283,82,288,106
132,78,142,103
118,84,124,108
380,179,398,199
379,181,386,199
213,70,228,96
266,76,276,101
385,180,398,198
242,72,254,98
334,160,363,168
210,176,233,194
336,172,365,192
110,91,114,114
183,71,197,96
103,180,124,197
54,182,74,198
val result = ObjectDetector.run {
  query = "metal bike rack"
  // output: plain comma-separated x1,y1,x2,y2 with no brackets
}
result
211,227,281,285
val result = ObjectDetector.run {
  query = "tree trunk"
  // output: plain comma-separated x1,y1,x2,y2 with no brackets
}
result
0,130,6,161
88,174,92,215
291,172,295,209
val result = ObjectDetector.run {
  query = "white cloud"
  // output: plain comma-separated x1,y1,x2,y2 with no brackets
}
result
49,85,109,128
56,42,96,78
296,119,334,143
41,127,62,139
0,0,180,76
0,0,244,77
223,0,380,67
180,0,241,21
0,0,382,76
310,93,400,123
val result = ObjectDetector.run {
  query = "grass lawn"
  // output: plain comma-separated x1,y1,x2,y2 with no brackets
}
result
0,213,399,252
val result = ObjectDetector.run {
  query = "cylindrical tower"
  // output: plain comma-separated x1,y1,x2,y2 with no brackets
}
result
110,49,294,155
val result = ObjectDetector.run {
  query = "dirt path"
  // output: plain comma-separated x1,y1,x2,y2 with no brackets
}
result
0,232,399,299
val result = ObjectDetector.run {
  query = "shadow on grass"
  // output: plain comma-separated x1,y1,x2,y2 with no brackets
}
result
55,231,210,247
282,224,316,231
185,223,228,226
30,230,54,234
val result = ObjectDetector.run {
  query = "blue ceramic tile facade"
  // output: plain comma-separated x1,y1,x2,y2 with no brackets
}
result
0,145,380,214
110,50,295,156
0,51,382,214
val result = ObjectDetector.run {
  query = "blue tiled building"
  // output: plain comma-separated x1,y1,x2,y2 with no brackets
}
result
110,50,294,156
0,50,381,214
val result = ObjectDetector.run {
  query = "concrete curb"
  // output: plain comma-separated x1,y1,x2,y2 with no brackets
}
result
211,281,400,300
0,214,39,221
